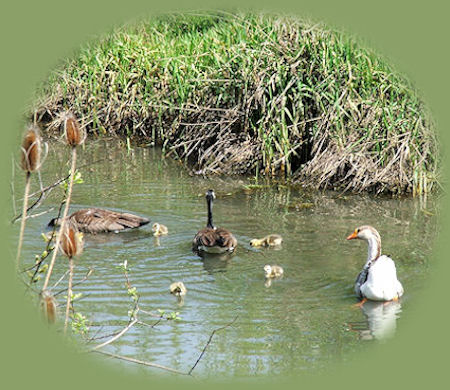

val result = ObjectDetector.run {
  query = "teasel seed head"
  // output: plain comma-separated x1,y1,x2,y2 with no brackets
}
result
63,112,85,147
59,223,84,259
20,125,42,173
41,290,57,324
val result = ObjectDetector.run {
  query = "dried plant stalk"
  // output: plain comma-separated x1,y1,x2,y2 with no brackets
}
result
64,257,74,333
59,223,83,333
16,126,42,268
42,146,77,291
41,291,57,324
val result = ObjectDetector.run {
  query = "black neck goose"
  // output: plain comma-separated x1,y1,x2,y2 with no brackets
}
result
192,189,237,254
48,208,150,234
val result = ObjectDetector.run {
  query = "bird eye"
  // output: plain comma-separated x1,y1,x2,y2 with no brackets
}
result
356,228,360,233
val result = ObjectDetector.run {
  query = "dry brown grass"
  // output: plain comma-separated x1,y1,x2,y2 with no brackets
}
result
32,12,438,195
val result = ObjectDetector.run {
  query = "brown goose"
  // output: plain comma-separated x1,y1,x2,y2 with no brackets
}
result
192,190,237,254
48,208,150,234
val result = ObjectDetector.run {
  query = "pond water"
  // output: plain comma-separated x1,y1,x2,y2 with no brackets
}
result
15,139,438,378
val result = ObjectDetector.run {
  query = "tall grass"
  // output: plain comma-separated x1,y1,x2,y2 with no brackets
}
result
34,12,438,194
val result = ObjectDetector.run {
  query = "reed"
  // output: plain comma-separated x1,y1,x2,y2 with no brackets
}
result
33,12,438,194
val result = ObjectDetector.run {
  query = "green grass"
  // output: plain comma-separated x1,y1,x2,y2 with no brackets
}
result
33,11,438,195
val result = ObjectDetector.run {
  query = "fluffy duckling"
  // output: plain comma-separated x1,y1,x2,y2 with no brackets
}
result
152,223,168,236
170,282,187,297
347,225,404,302
250,234,283,247
264,264,284,279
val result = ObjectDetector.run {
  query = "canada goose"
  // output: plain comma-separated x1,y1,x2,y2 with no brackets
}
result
264,264,284,278
250,234,283,247
192,189,237,254
152,223,168,236
347,225,404,302
170,282,187,297
48,208,150,234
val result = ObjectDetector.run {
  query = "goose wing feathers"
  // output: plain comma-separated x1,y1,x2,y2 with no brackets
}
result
193,227,237,252
354,266,370,299
70,208,150,233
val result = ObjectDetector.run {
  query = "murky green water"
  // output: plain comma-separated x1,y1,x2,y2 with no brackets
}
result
15,139,438,378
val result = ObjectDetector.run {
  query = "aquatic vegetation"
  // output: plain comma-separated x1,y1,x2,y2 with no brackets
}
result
13,141,438,375
33,12,438,195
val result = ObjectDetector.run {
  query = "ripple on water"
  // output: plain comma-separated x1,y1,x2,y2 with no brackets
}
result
17,141,438,376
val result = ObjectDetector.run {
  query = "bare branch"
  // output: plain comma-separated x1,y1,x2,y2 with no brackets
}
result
91,350,191,376
90,318,138,351
189,316,238,375
53,268,94,296
11,159,105,224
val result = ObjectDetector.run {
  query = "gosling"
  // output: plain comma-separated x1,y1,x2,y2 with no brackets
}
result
170,282,187,297
153,223,168,236
264,264,284,278
250,234,283,247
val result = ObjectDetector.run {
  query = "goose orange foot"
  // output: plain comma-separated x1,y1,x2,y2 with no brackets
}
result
352,298,368,308
383,295,400,306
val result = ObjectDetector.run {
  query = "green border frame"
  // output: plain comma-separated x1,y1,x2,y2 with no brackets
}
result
1,1,448,389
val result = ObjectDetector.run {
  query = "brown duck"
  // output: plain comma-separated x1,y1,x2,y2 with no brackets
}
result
48,208,150,234
193,190,237,254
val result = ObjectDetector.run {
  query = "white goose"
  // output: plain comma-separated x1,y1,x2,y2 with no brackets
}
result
347,225,404,302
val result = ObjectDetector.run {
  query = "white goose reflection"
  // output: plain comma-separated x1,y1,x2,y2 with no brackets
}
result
349,300,402,341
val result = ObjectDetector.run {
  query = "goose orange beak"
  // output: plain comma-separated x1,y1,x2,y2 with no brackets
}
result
346,229,358,240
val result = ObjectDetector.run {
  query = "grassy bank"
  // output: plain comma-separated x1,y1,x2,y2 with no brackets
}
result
33,12,438,195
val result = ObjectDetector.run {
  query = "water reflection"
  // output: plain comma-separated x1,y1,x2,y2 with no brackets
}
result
15,140,437,376
348,300,402,341
199,252,234,274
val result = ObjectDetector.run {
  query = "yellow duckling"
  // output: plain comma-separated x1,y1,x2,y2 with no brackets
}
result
152,222,168,237
250,234,283,247
264,264,284,279
170,282,187,297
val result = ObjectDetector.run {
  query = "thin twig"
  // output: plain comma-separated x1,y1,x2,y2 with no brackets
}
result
90,318,138,351
22,196,64,285
53,268,94,296
51,269,69,290
42,146,77,291
11,159,104,224
188,316,238,375
25,208,56,220
91,350,191,376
